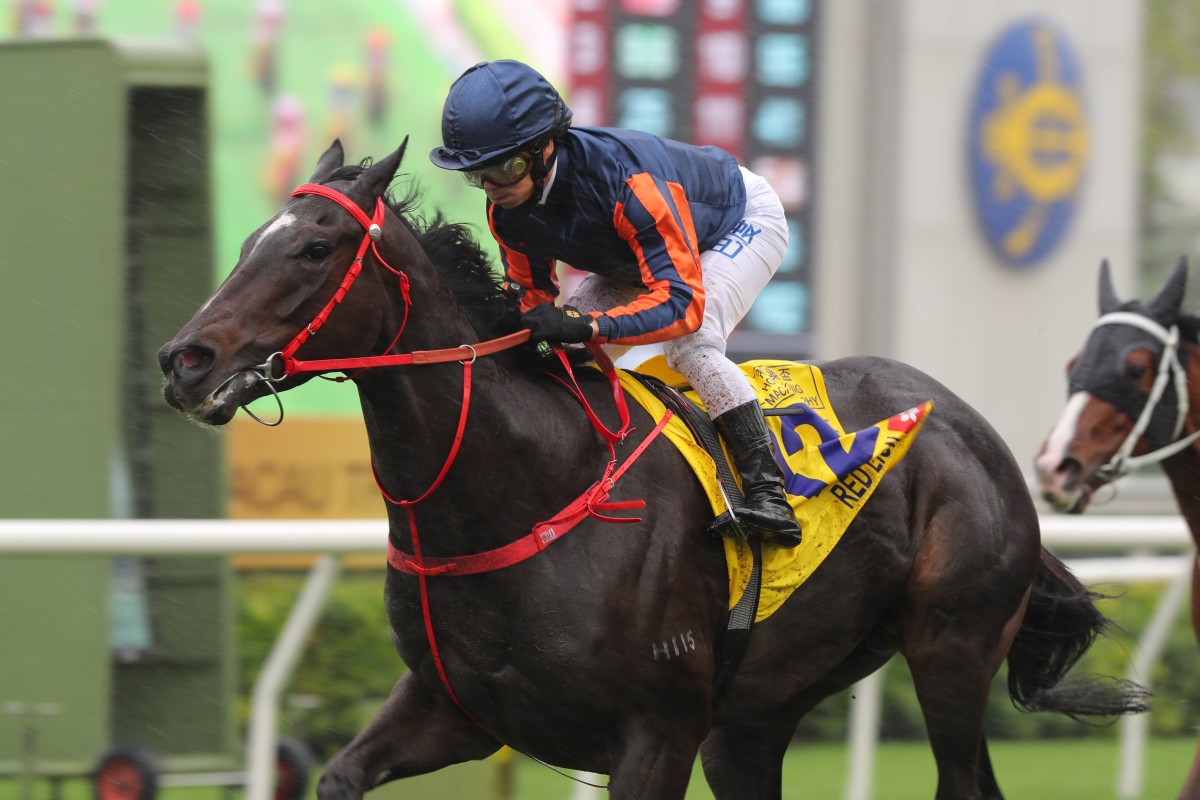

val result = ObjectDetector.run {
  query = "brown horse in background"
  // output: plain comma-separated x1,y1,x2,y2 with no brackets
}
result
1037,257,1200,799
160,140,1147,800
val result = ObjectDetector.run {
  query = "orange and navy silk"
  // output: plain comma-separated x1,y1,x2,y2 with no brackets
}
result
487,127,746,346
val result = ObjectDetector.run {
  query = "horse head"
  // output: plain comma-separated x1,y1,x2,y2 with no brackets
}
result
159,138,462,425
1036,256,1194,512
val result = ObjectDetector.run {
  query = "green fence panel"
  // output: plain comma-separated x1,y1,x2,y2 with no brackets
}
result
0,38,231,776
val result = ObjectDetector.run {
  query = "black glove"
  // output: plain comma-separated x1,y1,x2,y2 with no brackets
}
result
520,304,596,344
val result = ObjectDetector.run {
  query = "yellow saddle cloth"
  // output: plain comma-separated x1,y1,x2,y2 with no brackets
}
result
620,357,932,622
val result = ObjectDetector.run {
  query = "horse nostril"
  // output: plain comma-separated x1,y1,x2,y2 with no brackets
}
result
1057,457,1083,490
170,345,215,377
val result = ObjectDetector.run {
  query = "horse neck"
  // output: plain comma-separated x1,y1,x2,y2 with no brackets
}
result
352,343,607,554
1162,337,1200,544
346,235,618,552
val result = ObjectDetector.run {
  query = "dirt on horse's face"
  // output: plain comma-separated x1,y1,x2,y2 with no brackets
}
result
158,140,402,425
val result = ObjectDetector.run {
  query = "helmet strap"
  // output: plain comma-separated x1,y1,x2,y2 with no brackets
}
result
526,138,556,205
522,101,569,205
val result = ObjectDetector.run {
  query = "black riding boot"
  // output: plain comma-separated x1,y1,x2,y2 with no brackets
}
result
714,400,803,547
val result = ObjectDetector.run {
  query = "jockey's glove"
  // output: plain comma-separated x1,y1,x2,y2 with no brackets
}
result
521,304,595,344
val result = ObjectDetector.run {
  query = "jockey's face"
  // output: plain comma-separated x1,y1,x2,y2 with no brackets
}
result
478,140,554,210
482,169,535,209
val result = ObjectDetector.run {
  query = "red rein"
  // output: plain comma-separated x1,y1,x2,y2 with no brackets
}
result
280,183,670,745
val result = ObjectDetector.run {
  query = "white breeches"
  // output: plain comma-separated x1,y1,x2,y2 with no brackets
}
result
568,166,789,418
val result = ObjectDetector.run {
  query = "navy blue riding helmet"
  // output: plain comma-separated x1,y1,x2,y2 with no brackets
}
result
429,60,572,171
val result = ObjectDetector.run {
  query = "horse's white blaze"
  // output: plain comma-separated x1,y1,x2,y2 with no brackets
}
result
193,213,297,319
195,288,223,318
249,212,297,259
1036,391,1091,479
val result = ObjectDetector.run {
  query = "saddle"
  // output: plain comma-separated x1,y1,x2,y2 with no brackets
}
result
618,357,931,617
619,356,932,700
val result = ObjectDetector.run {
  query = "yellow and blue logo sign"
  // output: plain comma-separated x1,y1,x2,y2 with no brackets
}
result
968,20,1089,268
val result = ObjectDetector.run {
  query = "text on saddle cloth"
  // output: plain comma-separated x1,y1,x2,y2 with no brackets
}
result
618,356,933,623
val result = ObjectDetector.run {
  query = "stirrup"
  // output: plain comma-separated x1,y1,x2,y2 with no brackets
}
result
707,513,748,540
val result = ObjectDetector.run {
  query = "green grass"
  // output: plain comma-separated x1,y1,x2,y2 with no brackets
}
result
509,739,1200,799
5,739,1196,800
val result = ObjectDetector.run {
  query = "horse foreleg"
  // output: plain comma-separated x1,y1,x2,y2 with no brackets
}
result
699,718,796,800
604,721,703,800
317,672,500,800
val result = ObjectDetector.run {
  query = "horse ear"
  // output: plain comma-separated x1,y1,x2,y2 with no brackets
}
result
309,140,346,184
1098,259,1121,314
1146,255,1189,320
353,137,409,202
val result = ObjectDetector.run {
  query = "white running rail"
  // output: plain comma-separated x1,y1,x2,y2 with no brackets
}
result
0,516,1193,800
0,519,383,800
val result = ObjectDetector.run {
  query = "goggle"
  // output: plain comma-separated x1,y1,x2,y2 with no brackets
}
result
461,154,531,189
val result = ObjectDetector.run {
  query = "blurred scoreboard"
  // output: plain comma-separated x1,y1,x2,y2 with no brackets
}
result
567,0,819,359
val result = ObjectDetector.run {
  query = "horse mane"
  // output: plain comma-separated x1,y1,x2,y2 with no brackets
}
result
325,162,556,370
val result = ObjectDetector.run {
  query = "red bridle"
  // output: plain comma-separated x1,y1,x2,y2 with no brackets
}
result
237,183,527,426
258,183,398,380
258,182,533,382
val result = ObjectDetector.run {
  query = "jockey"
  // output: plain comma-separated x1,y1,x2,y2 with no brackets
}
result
429,60,801,549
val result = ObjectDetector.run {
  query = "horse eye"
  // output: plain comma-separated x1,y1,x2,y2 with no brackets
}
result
1125,363,1146,383
305,242,332,262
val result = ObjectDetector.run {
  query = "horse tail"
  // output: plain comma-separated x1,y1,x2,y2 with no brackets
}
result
1005,548,1152,720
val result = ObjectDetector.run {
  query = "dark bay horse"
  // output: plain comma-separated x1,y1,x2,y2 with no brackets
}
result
161,141,1147,800
1036,257,1200,799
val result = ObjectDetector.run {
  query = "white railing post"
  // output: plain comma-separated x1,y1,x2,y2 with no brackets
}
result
245,555,341,800
1116,565,1192,799
569,773,604,800
845,667,885,800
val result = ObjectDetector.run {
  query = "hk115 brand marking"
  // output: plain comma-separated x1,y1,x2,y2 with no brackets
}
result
652,630,696,662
